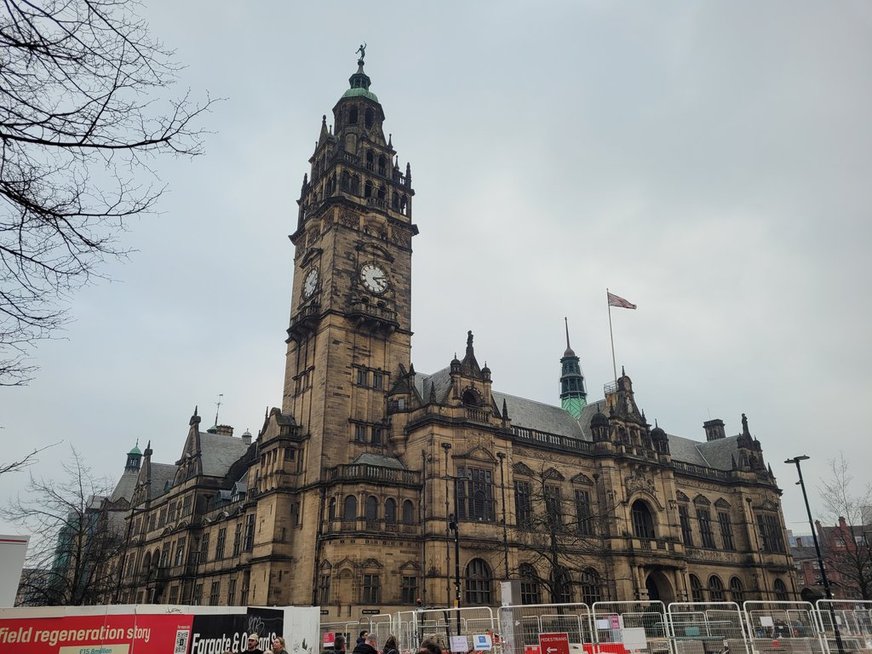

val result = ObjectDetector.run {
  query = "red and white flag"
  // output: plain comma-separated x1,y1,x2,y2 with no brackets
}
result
607,291,637,310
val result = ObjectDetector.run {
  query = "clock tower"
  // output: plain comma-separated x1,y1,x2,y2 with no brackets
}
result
284,51,417,470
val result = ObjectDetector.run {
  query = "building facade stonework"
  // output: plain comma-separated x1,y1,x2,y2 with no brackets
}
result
111,57,797,616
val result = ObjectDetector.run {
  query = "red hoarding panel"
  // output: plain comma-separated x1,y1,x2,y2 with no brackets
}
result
0,613,194,654
538,632,570,654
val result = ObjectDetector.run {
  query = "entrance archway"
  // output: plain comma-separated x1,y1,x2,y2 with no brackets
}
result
645,571,675,604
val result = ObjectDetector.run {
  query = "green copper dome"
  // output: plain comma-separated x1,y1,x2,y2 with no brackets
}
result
342,86,379,103
128,444,142,456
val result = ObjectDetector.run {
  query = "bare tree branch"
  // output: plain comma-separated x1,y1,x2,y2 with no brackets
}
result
0,440,59,474
0,0,214,384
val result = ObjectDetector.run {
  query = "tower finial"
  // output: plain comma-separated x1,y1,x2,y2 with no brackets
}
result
356,42,367,65
214,393,223,427
564,317,571,351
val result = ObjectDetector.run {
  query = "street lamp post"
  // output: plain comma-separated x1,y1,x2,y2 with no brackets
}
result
785,455,844,654
448,511,461,633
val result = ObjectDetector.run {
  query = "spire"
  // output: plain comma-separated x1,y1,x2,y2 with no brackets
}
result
502,398,509,420
560,319,586,418
319,114,329,142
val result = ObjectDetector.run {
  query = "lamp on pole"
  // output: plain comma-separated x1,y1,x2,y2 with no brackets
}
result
785,455,844,654
448,511,461,633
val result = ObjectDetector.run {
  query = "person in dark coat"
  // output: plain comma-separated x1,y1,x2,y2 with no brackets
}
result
356,631,369,646
352,634,378,654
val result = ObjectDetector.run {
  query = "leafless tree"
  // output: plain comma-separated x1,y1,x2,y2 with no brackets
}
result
0,441,58,475
2,446,124,605
0,0,213,385
508,458,618,604
818,453,872,599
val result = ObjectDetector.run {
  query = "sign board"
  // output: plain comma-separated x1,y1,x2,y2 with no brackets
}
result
361,609,380,615
525,646,541,654
451,635,470,653
323,632,336,646
539,632,570,654
473,634,493,651
0,535,29,608
622,627,647,651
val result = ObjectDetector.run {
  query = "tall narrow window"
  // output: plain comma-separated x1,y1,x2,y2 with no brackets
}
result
773,579,789,601
465,558,493,605
343,495,357,523
362,574,381,604
319,574,331,604
729,577,744,603
545,485,563,530
631,500,655,539
519,563,540,605
514,480,532,529
718,511,735,550
402,500,415,525
757,513,786,553
708,575,725,601
209,581,220,606
215,528,226,559
365,496,379,529
679,505,694,546
580,568,601,605
401,576,418,604
552,567,573,604
697,508,715,548
575,489,594,536
689,574,704,602
456,467,495,522
232,523,242,556
384,498,397,525
244,514,255,551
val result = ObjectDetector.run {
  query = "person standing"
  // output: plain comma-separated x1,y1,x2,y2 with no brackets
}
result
272,637,290,654
246,635,265,654
352,634,378,654
382,635,399,654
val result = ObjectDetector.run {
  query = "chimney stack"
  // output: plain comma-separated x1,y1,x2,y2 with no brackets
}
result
703,419,726,441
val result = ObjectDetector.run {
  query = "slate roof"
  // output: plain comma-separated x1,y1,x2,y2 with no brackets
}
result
109,470,138,503
198,432,251,477
413,368,743,473
353,453,406,469
150,463,177,498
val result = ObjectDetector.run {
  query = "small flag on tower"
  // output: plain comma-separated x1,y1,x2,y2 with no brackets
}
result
607,291,637,310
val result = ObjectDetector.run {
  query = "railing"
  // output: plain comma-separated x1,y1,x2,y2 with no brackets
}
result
366,197,387,209
671,460,733,481
512,426,594,453
327,464,421,486
348,301,397,324
325,518,419,535
465,407,491,423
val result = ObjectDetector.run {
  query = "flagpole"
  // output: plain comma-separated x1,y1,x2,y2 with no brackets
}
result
607,288,617,382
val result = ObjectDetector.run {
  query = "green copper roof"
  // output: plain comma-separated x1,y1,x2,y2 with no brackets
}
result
342,86,379,102
128,445,142,456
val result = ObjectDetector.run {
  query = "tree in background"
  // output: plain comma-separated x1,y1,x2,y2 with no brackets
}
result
0,0,212,385
818,453,872,599
506,458,618,605
2,447,123,605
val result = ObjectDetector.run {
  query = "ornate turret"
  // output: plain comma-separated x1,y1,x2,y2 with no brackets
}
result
559,318,587,418
125,441,142,472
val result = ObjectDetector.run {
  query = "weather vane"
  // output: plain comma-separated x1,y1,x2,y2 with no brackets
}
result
356,43,367,63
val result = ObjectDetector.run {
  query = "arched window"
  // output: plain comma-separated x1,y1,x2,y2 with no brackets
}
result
773,578,788,601
350,175,360,195
378,155,387,176
365,108,374,129
551,566,573,604
343,495,357,522
631,500,656,539
377,184,386,201
364,180,373,198
689,574,704,602
384,498,397,525
143,551,152,578
519,563,540,605
341,171,351,191
402,499,415,525
328,497,336,521
465,558,492,605
708,575,725,601
365,496,379,528
581,568,601,605
729,577,744,603
349,107,358,124
461,388,480,406
392,193,399,209
366,150,374,170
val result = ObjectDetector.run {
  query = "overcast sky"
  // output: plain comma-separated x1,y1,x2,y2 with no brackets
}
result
2,1,871,537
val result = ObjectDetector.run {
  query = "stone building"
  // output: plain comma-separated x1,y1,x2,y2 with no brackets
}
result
112,55,797,615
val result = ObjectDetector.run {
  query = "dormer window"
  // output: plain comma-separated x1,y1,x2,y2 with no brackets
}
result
461,389,481,406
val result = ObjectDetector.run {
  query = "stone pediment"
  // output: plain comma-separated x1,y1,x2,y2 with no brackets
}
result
571,473,593,485
513,462,534,477
714,498,730,509
693,494,711,506
544,467,565,482
455,445,496,464
676,491,689,502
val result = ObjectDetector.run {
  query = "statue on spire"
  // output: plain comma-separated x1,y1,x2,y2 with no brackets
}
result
356,43,367,63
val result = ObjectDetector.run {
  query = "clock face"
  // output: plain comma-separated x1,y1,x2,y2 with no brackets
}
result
303,268,319,298
360,263,388,294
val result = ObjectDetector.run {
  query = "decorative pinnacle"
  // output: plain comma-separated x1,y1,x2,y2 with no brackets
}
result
564,317,571,350
356,42,367,64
